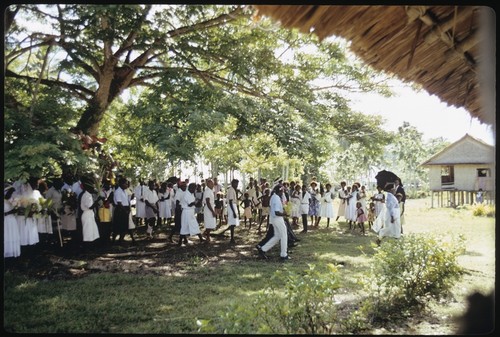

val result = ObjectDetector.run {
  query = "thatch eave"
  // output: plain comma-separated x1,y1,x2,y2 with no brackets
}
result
253,5,495,127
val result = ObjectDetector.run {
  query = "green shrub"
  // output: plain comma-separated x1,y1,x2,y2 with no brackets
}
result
359,234,465,324
472,204,495,217
199,263,341,334
341,309,369,334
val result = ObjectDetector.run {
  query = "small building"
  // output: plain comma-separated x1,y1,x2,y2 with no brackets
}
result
420,134,495,207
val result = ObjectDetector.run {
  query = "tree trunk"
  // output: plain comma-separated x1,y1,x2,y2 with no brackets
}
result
76,97,107,136
75,60,135,135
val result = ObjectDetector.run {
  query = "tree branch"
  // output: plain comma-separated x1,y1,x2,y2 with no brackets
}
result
5,39,53,67
166,6,249,38
57,41,100,80
113,5,152,60
5,69,94,101
56,5,100,79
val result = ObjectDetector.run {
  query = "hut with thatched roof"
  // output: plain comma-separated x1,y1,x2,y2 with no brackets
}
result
420,134,495,207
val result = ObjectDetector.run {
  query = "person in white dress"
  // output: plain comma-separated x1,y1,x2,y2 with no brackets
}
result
246,180,257,223
125,180,136,233
36,179,53,240
4,185,21,258
143,180,159,238
289,184,301,227
299,184,311,233
373,183,401,244
11,181,27,252
133,179,146,226
168,181,185,243
79,177,100,244
358,185,368,216
345,185,358,230
371,185,385,218
23,177,41,249
203,179,217,242
319,183,335,228
179,182,204,245
167,182,176,222
158,182,172,226
335,181,348,222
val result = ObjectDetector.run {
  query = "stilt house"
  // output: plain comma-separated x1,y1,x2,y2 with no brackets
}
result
420,134,495,207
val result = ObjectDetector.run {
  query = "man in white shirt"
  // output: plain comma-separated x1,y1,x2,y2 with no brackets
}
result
112,177,135,243
168,181,186,243
257,184,289,261
203,179,217,242
143,180,159,238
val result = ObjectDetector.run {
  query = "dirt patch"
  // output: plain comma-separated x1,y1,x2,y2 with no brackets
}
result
4,224,261,280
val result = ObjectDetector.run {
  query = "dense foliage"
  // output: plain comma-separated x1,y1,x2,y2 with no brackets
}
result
359,234,465,324
4,4,447,183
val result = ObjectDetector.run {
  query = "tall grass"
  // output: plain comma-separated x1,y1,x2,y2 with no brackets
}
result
3,197,495,333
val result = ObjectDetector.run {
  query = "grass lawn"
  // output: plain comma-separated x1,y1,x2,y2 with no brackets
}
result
3,197,495,334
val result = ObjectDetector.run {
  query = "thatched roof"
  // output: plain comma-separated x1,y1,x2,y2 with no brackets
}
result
253,5,495,126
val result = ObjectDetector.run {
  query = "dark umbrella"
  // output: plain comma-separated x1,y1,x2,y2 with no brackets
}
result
166,176,178,184
375,170,400,189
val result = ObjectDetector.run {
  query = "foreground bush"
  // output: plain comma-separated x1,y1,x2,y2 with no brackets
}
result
359,234,465,324
472,204,495,217
199,263,341,334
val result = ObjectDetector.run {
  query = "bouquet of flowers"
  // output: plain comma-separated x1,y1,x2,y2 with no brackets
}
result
38,197,53,216
25,197,42,218
10,196,30,216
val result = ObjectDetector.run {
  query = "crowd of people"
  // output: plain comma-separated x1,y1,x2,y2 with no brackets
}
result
4,172,406,260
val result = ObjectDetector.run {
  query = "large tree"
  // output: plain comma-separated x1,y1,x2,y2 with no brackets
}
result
5,5,253,136
5,4,393,179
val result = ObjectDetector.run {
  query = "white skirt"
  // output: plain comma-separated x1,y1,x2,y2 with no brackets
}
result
82,210,100,242
227,207,240,226
203,207,217,229
373,205,401,239
37,215,53,234
290,200,301,218
320,202,335,218
180,208,201,235
4,214,21,258
159,200,172,219
135,200,146,218
24,217,40,245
